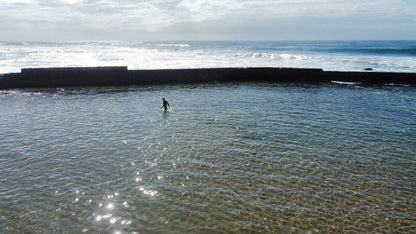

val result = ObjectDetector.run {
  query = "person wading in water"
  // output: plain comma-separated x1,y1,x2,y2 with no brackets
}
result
161,98,170,111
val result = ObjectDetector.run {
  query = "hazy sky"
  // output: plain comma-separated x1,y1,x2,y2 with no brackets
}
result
1,0,415,41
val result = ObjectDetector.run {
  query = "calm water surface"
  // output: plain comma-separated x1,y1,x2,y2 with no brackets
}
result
0,83,415,233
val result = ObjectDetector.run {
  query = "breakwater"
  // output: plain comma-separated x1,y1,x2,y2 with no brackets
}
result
0,66,415,89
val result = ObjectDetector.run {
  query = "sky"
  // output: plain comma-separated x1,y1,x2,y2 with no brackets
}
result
0,0,415,41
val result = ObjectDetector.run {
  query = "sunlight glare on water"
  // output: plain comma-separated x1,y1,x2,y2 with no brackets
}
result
0,83,415,233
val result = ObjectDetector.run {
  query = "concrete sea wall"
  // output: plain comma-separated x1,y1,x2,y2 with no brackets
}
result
0,66,415,89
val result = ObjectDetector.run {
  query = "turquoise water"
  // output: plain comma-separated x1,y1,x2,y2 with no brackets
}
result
0,83,415,233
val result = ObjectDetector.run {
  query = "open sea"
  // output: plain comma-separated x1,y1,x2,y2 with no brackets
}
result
0,40,416,74
1,41,416,233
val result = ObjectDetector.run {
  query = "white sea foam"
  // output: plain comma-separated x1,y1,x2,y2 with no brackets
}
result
331,81,361,85
0,41,415,74
153,43,190,47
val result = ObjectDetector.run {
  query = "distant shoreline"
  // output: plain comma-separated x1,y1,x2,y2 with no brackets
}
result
1,66,415,89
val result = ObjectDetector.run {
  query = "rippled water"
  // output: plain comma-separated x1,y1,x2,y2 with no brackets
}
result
1,83,415,233
1,40,416,74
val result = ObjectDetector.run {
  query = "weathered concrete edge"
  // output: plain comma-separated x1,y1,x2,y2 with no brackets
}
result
0,66,415,89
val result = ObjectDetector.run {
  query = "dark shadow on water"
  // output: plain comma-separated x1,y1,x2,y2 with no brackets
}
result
162,110,170,120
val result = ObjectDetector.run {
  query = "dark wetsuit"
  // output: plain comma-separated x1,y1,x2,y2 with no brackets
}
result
162,98,170,111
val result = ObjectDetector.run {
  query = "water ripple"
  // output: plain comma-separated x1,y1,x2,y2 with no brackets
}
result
0,83,415,232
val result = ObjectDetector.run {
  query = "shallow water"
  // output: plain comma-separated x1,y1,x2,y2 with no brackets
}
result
0,83,415,233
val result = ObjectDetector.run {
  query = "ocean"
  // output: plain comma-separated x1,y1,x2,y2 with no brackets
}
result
0,40,415,74
0,41,416,233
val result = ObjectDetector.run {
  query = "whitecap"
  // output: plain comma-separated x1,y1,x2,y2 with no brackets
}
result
155,43,190,48
279,53,306,60
331,81,361,85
